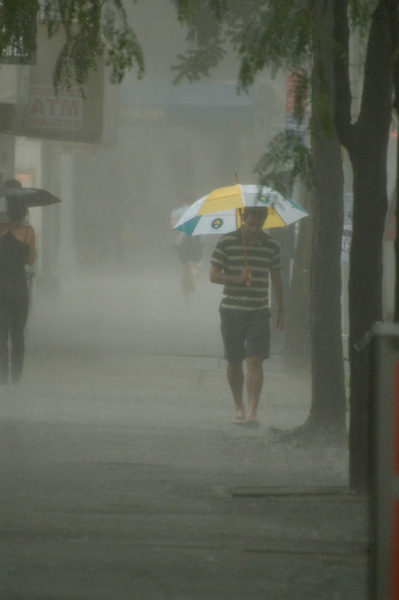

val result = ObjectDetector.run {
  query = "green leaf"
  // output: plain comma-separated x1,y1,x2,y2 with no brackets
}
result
255,132,313,195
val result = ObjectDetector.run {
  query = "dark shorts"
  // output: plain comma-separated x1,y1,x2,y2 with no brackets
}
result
220,309,271,362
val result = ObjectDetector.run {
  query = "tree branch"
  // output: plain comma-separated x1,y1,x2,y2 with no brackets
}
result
333,0,354,150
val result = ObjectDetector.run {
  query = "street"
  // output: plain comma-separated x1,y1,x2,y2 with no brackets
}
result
1,266,368,599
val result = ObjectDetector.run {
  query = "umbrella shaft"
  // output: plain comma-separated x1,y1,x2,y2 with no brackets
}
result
239,210,252,287
239,209,248,267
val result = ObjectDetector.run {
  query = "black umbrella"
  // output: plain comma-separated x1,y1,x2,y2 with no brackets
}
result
0,187,61,208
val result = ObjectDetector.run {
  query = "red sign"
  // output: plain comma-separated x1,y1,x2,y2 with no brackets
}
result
373,337,399,600
285,69,307,115
391,501,399,600
392,364,399,599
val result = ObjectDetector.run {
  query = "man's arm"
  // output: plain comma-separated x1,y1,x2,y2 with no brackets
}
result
210,263,251,285
270,268,285,331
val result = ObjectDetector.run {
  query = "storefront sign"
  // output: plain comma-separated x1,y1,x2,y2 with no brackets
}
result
25,86,83,130
12,23,103,143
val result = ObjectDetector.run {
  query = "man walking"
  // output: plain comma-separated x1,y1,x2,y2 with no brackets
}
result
210,206,284,427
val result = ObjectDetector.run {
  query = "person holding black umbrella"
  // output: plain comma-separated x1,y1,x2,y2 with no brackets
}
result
0,186,36,384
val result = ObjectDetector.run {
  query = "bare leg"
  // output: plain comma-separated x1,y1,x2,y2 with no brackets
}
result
181,264,193,301
189,264,200,284
226,361,245,419
246,355,263,421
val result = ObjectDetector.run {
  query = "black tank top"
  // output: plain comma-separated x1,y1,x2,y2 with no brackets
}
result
0,227,29,295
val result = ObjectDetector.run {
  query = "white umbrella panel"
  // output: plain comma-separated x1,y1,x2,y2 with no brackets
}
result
173,185,309,236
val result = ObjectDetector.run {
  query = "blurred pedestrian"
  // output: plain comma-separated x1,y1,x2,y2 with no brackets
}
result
0,179,31,226
209,206,284,427
171,202,205,302
0,192,36,383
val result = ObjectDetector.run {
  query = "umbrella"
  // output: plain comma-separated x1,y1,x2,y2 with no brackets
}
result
173,184,309,236
174,183,309,287
0,187,61,210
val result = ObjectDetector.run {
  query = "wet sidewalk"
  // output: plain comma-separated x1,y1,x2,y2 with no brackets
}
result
0,350,368,599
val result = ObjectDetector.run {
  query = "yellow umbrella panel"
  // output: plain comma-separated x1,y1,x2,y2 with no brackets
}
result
197,185,244,215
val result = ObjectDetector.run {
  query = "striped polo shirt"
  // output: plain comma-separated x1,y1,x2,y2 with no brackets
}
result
210,228,281,311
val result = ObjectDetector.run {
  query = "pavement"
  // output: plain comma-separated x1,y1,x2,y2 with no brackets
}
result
1,349,369,600
0,268,369,600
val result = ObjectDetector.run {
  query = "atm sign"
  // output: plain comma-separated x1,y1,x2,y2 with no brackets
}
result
26,86,82,130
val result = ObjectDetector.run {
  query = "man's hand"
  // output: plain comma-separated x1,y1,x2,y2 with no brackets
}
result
210,264,253,286
238,266,252,285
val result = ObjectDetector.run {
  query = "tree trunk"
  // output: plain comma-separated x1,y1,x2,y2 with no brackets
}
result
307,0,347,435
348,147,388,491
275,0,347,442
309,133,346,433
394,61,399,323
333,0,396,491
